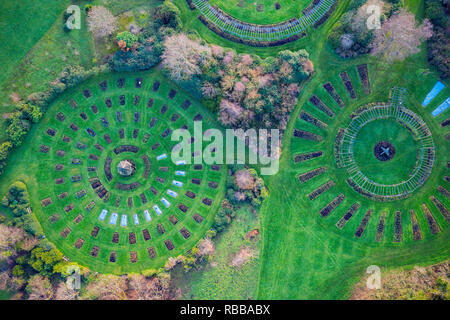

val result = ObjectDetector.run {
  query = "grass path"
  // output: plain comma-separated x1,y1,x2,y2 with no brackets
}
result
0,0,70,86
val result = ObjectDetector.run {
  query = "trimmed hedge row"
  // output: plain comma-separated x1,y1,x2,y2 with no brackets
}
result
313,0,338,29
197,15,306,47
186,0,196,10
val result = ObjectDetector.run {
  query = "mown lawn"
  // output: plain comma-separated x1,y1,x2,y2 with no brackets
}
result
0,0,162,143
255,0,450,299
0,0,71,86
0,290,13,300
0,0,88,142
172,205,262,299
0,0,448,300
209,0,312,24
0,69,227,274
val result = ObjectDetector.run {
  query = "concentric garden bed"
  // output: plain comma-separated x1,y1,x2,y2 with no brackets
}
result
336,103,435,201
188,0,337,46
291,64,449,244
32,71,226,274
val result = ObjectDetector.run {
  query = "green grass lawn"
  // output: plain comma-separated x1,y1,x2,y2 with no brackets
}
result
0,290,13,300
0,0,448,300
172,205,262,299
0,0,161,143
209,0,312,24
0,0,70,142
353,119,419,185
0,0,71,86
255,0,450,298
0,0,91,142
0,69,227,274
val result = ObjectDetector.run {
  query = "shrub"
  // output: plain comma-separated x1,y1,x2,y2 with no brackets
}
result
212,203,235,233
116,31,138,50
12,265,24,277
28,247,63,275
2,182,30,217
6,112,31,147
425,0,450,79
154,1,182,30
327,0,379,58
111,45,162,72
0,142,12,162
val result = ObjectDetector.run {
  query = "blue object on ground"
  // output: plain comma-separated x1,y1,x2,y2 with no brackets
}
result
109,213,118,225
432,97,450,117
144,210,152,221
153,205,162,215
161,197,171,208
120,214,127,227
422,81,445,107
167,189,178,198
157,154,167,161
99,209,107,221
172,180,183,187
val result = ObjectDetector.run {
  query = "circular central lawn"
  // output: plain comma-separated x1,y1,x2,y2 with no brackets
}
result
353,119,418,185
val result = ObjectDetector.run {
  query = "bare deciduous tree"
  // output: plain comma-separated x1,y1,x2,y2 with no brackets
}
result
162,34,211,82
211,44,224,58
196,238,215,257
0,224,26,258
83,274,127,300
87,6,118,39
127,274,171,300
219,99,244,126
201,81,217,98
19,236,39,252
235,169,256,190
370,9,433,62
27,275,53,300
0,272,12,291
231,246,255,267
240,54,253,66
54,282,79,300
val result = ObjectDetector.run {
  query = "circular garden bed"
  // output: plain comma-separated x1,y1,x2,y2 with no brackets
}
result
291,65,448,244
336,104,435,201
373,141,396,162
32,73,226,273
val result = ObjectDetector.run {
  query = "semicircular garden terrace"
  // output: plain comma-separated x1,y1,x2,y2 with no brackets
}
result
187,0,337,46
29,72,226,274
290,64,449,244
